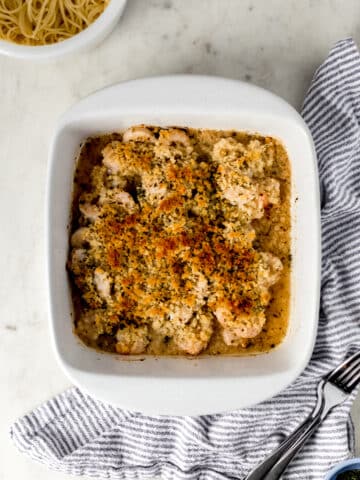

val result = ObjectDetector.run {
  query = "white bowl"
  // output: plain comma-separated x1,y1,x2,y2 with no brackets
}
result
0,0,127,60
47,75,321,416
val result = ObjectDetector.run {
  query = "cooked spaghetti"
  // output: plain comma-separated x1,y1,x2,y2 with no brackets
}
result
0,0,109,46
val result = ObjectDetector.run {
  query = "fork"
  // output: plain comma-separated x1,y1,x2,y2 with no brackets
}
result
245,350,360,480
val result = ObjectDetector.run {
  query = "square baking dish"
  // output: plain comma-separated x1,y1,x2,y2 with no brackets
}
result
47,75,320,415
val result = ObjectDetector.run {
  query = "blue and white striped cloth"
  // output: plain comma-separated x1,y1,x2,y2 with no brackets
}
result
10,38,360,479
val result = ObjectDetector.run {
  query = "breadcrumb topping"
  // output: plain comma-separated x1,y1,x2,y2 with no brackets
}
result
68,126,290,356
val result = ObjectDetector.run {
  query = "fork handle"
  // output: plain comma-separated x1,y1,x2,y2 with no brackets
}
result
256,414,322,479
244,414,319,480
245,382,326,480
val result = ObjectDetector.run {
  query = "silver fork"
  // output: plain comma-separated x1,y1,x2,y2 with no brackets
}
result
245,350,360,480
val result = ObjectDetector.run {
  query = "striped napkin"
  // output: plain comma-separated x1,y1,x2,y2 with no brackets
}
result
10,38,360,480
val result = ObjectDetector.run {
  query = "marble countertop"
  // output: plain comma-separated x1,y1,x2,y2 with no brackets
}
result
2,1,360,478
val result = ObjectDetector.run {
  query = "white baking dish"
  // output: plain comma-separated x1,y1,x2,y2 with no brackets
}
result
47,75,320,416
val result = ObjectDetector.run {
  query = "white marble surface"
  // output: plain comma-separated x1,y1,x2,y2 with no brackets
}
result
2,1,360,478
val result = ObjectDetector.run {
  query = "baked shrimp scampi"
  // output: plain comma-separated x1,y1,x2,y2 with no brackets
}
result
68,126,291,356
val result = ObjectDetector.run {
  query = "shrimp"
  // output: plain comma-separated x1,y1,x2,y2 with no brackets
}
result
217,170,280,220
69,248,87,275
167,271,208,323
98,188,139,212
151,271,208,351
213,300,266,342
141,170,168,205
212,137,246,167
77,310,102,341
258,178,280,208
122,126,155,143
213,138,268,177
160,128,192,147
220,313,266,345
222,222,256,246
213,253,282,344
113,191,138,212
217,309,266,344
192,270,209,305
115,324,149,354
216,172,261,218
258,252,283,289
102,141,142,176
174,311,213,355
102,137,153,180
71,227,92,248
79,203,101,222
101,142,125,174
154,129,193,162
94,267,112,301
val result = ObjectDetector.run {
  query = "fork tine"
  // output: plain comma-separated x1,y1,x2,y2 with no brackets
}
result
327,351,360,383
